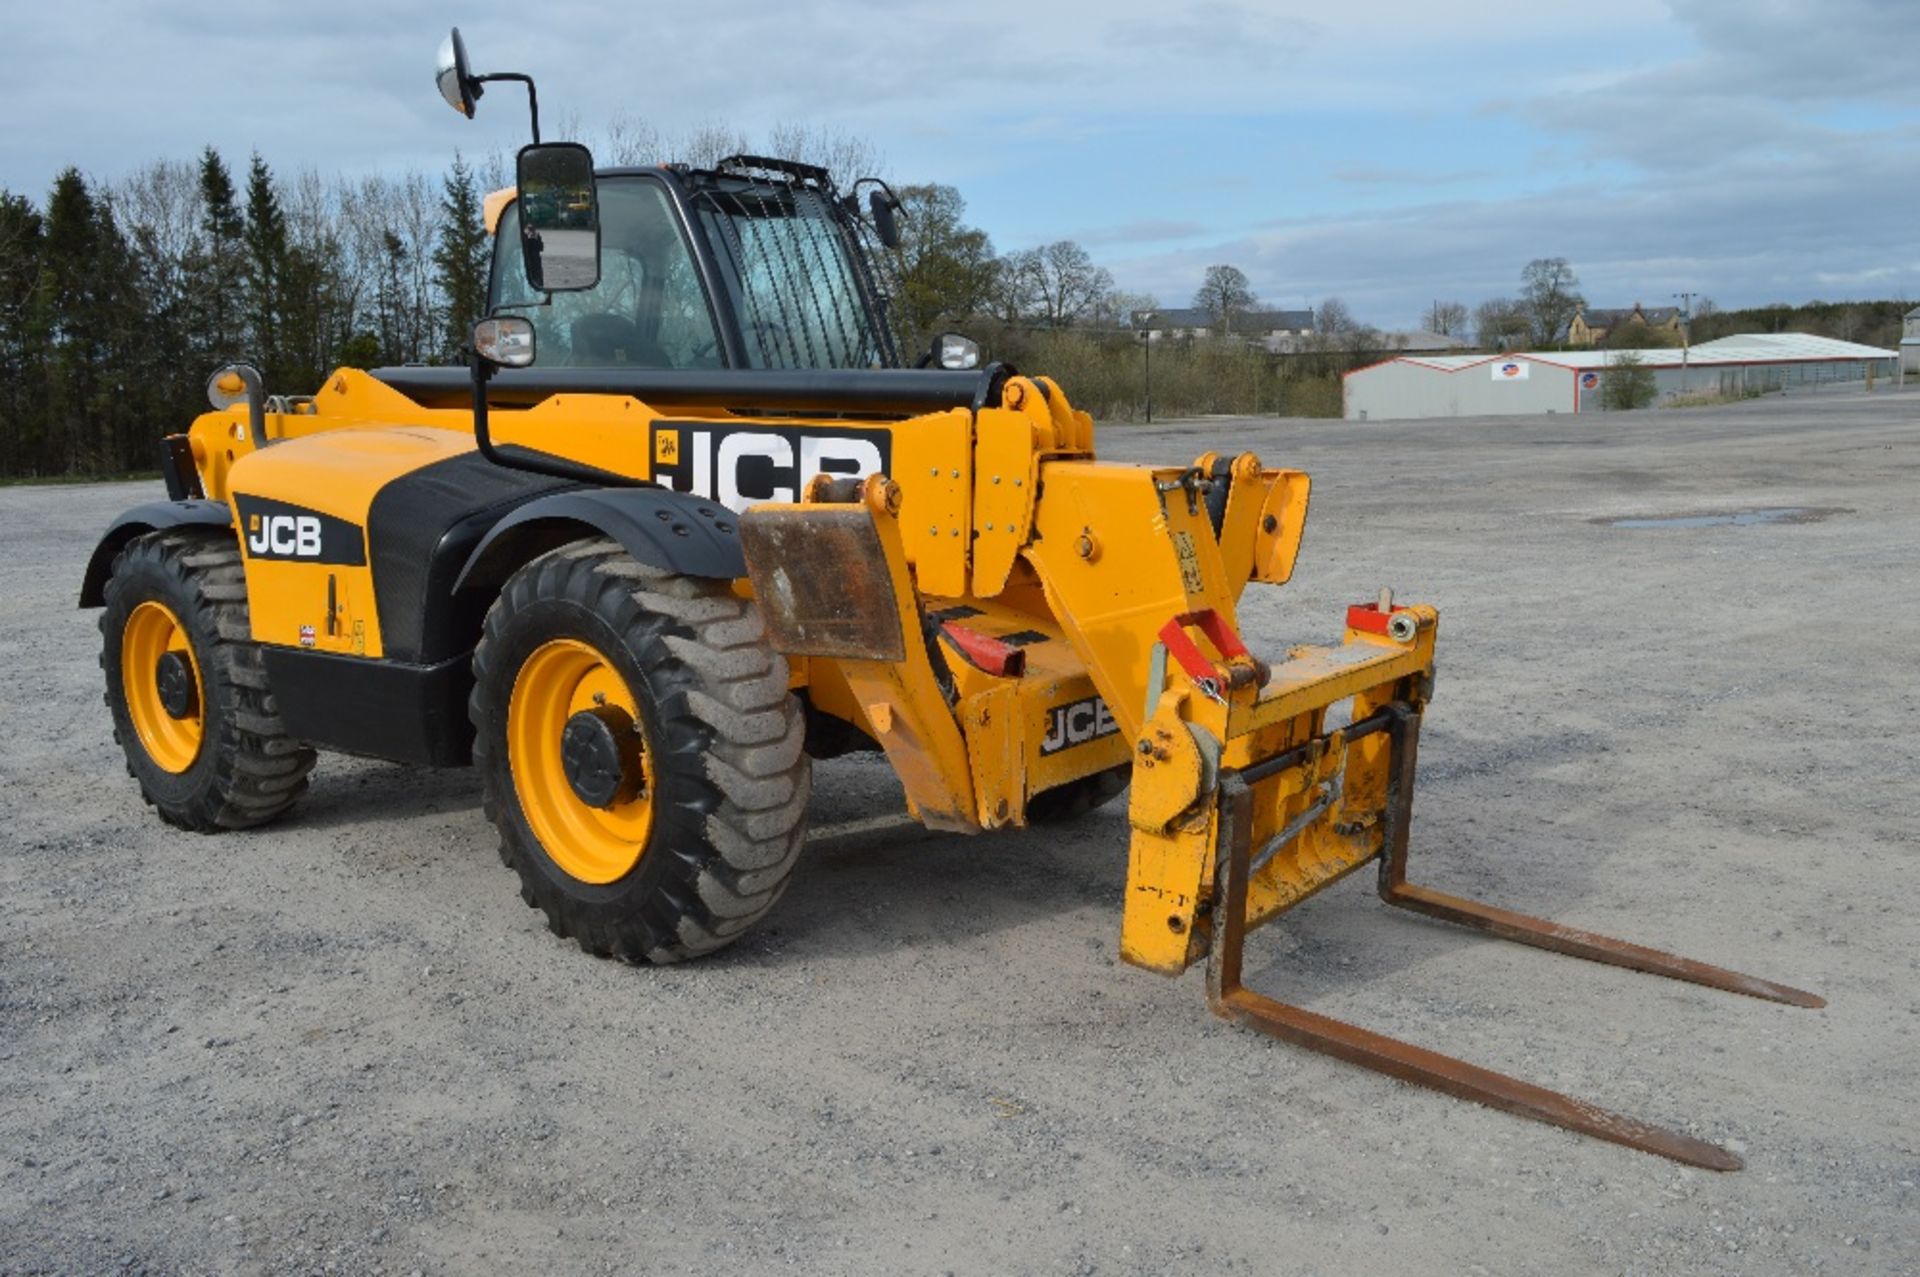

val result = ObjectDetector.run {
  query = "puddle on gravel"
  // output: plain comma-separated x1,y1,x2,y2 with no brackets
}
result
1600,506,1844,530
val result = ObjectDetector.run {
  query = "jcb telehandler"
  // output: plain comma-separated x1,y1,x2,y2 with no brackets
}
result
81,30,1820,1170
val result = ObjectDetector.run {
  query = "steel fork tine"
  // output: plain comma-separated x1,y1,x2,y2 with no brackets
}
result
1373,706,1824,1009
1210,765,1740,1170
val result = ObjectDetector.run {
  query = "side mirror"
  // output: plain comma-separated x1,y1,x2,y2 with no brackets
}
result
516,142,601,292
472,316,536,368
436,28,479,117
868,189,902,250
918,333,980,370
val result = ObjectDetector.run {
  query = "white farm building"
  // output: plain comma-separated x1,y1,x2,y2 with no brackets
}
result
1343,333,1898,421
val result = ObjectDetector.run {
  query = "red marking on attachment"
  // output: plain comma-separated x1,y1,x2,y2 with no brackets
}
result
939,622,1026,677
1346,602,1405,635
1158,610,1250,690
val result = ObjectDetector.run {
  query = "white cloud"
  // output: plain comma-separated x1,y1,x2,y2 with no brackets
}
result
1,0,1915,329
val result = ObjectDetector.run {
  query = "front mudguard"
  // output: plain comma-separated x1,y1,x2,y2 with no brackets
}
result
451,486,746,596
78,498,233,607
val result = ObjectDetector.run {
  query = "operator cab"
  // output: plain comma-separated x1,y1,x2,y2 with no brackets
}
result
489,160,901,372
437,24,965,383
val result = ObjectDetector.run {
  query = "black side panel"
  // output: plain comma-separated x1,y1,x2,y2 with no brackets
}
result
365,452,575,663
453,486,747,596
158,436,204,501
262,647,475,766
368,364,1007,415
79,499,232,607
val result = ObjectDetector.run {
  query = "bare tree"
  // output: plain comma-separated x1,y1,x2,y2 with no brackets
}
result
1097,290,1158,328
1519,257,1584,346
1193,264,1256,333
986,250,1038,324
1475,297,1530,350
599,113,665,166
1316,296,1357,335
764,123,887,182
1423,299,1468,336
587,115,887,185
113,161,204,281
1007,240,1113,328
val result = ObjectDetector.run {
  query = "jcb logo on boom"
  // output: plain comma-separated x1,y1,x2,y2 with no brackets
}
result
249,515,323,558
649,422,892,513
233,495,366,566
1040,696,1119,756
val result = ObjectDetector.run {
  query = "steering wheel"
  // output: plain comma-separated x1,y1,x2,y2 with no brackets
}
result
569,312,669,367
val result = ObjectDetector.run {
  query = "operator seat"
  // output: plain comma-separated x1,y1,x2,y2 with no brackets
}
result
570,313,668,367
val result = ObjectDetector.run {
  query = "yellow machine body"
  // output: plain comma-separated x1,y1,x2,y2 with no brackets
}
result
171,364,1426,978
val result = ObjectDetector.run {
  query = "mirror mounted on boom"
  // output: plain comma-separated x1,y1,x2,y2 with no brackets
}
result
435,28,601,296
515,143,601,293
435,28,480,118
434,26,543,143
849,178,904,250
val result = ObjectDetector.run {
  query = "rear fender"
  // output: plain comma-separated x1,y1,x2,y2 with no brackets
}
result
451,487,746,596
78,499,233,607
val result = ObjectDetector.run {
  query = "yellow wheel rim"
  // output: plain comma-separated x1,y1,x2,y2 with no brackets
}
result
121,600,205,774
507,638,656,885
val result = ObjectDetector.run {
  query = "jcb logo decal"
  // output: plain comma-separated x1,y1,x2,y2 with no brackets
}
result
233,495,366,565
1040,696,1118,756
650,422,891,514
250,515,322,557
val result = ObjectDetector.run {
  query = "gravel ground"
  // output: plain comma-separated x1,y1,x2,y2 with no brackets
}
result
3,387,1916,1276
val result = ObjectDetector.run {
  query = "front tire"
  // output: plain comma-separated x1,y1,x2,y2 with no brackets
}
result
471,540,809,962
99,529,316,831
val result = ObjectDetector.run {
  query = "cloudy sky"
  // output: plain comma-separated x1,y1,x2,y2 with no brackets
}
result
4,0,1915,327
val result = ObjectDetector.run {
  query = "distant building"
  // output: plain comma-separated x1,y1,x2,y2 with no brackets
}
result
1132,307,1315,343
1343,332,1897,421
1377,329,1472,355
1568,303,1684,347
1904,305,1920,375
1265,328,1470,356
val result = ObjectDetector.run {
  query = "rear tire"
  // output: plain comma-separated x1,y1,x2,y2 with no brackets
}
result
100,529,316,831
471,539,809,962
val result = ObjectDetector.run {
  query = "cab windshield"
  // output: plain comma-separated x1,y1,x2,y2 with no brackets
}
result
491,176,724,369
690,180,894,370
490,170,896,371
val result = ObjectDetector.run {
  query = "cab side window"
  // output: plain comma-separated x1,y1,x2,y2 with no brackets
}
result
489,178,723,369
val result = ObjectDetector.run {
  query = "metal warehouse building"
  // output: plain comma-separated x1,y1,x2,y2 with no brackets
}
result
1343,333,1898,421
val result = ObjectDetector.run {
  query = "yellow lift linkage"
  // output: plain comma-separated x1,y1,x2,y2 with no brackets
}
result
736,376,1820,1172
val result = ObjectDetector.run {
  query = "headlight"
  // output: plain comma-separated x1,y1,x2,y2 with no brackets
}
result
936,333,981,370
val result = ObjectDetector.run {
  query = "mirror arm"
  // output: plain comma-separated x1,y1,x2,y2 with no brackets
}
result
475,72,540,144
465,345,637,487
466,347,506,466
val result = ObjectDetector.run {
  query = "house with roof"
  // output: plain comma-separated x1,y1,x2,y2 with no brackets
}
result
1132,307,1316,343
1903,305,1920,375
1568,303,1684,347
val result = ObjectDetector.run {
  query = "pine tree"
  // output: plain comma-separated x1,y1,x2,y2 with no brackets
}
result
0,191,47,475
195,147,244,361
242,152,287,383
377,229,408,363
433,153,489,358
37,169,107,472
